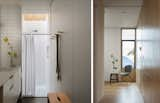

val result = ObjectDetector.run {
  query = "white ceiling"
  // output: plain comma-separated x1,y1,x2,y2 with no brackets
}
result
105,0,142,28
104,0,143,7
0,0,52,5
0,0,21,5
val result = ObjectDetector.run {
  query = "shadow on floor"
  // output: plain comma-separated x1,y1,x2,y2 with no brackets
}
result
18,97,48,103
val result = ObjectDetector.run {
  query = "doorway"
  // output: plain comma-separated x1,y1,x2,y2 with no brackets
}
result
99,0,143,103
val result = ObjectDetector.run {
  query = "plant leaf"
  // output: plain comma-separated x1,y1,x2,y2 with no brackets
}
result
3,37,9,43
13,52,17,58
8,51,11,56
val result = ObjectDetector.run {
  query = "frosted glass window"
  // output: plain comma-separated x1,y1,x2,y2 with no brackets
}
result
22,14,49,34
122,29,135,40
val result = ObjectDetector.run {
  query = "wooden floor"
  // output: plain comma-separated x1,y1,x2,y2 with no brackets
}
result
99,82,144,103
20,98,48,103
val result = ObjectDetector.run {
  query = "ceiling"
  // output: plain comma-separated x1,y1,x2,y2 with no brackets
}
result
104,0,143,7
105,0,143,28
0,0,142,28
0,0,21,5
0,0,52,5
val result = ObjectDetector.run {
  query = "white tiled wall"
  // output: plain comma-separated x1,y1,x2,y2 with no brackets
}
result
0,4,21,67
0,5,21,35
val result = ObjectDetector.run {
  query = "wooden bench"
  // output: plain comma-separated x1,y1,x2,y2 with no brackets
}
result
48,92,72,103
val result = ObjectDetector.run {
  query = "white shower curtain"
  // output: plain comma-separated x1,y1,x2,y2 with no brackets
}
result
22,35,36,96
34,35,50,97
22,35,51,97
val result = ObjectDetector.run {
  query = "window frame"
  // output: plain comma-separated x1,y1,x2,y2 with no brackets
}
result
121,28,136,70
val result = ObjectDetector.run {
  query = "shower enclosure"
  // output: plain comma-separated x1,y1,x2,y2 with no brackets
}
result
21,13,60,97
22,34,57,97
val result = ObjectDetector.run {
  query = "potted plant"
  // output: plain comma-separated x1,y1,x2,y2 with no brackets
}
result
3,36,17,67
110,54,119,73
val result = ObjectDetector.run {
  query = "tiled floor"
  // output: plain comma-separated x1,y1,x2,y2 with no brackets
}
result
20,98,48,103
99,82,144,103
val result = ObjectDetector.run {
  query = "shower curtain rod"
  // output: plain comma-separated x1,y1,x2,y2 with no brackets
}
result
24,34,52,35
23,34,59,39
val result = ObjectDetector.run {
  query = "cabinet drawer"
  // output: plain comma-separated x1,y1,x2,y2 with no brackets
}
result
4,75,14,92
3,75,15,103
12,71,21,101
3,69,21,103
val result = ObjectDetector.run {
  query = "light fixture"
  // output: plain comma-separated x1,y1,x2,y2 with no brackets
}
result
23,14,48,21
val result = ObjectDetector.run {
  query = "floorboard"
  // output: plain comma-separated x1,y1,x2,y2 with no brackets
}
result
99,82,144,103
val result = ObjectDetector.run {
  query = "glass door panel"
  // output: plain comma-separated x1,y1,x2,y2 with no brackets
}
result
122,41,135,68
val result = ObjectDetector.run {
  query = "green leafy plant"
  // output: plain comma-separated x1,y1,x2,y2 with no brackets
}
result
3,36,17,66
110,54,119,70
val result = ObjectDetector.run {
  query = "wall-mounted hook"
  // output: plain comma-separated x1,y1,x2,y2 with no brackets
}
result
55,31,64,36
55,31,62,81
139,46,142,51
57,31,64,34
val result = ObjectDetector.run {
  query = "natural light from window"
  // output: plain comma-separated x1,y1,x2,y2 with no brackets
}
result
122,29,136,69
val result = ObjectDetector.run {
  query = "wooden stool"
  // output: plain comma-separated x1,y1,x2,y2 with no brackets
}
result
110,73,119,84
48,92,72,103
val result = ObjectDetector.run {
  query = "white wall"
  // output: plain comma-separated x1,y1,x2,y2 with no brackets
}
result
21,0,50,13
104,28,121,81
50,0,91,103
0,4,21,67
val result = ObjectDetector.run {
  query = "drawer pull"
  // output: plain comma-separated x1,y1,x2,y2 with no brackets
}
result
9,84,14,91
9,75,14,79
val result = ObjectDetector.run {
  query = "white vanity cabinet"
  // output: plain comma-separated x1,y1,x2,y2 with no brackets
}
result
3,69,21,103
